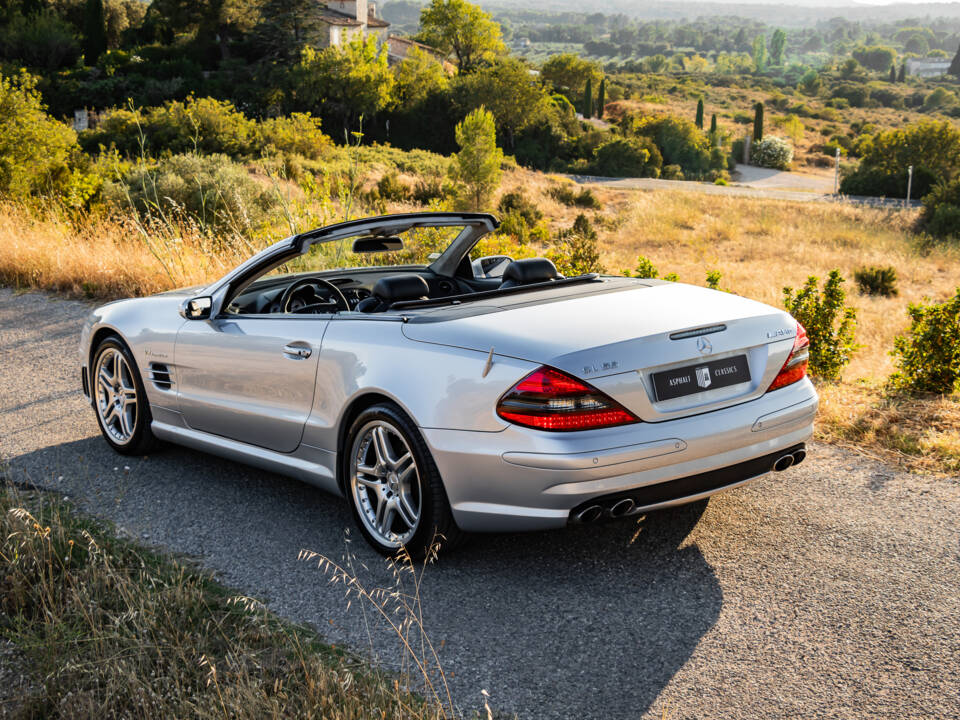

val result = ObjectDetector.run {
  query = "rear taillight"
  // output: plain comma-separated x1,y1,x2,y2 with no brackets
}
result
496,366,639,431
767,322,810,392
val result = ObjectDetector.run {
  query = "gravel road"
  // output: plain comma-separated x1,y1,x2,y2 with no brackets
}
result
1,287,958,719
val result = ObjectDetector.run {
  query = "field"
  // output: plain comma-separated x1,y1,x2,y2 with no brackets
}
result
1,165,958,474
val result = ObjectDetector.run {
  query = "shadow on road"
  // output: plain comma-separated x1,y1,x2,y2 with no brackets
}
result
5,436,721,719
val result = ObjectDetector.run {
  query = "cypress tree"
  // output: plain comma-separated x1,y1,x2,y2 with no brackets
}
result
710,113,717,135
753,101,764,142
898,62,906,82
82,0,107,64
889,64,897,83
597,77,606,119
583,77,593,119
695,98,704,129
950,45,960,78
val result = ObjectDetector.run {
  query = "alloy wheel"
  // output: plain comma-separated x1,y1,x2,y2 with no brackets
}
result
95,347,138,445
350,420,422,548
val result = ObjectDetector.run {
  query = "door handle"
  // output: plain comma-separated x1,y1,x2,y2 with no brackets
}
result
283,344,312,359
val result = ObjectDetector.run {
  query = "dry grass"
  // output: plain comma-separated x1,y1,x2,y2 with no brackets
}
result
0,484,449,719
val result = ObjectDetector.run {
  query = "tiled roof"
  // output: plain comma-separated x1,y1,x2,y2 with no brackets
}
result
318,8,362,26
368,16,389,27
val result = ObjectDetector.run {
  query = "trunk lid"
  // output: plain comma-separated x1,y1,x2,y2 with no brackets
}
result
401,281,798,422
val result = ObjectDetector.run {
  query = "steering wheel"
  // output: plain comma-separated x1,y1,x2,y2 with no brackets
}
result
280,277,350,314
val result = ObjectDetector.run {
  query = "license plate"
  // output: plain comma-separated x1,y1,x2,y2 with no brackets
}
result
652,354,751,401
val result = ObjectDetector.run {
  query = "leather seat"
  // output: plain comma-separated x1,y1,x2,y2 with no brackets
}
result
356,275,430,313
499,258,562,289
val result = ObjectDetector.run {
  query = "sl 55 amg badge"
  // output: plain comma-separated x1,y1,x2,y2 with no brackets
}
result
766,328,794,339
582,360,619,375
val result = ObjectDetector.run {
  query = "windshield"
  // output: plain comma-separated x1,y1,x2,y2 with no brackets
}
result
269,225,467,277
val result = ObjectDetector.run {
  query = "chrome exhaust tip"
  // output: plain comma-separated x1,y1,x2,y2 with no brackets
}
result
610,498,636,517
772,454,795,472
792,448,807,465
576,505,604,523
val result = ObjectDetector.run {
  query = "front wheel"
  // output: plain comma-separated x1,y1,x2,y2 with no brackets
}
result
344,404,464,558
91,336,159,456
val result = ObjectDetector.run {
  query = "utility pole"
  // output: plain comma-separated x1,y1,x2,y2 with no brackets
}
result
906,165,913,207
834,146,841,194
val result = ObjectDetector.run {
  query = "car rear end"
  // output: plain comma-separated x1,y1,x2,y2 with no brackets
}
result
406,279,818,532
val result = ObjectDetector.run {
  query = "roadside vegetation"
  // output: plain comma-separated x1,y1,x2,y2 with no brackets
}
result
0,483,453,719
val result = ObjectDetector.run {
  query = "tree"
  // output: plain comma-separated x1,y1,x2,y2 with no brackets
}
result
752,34,767,73
852,45,895,73
950,44,960,78
82,0,108,63
753,101,764,142
890,64,897,83
583,76,593,118
709,113,717,136
695,97,704,129
770,28,786,66
799,69,821,96
898,62,906,82
450,106,503,211
596,77,605,119
418,0,505,73
540,53,602,101
294,37,396,131
393,46,449,105
255,0,326,60
453,57,553,148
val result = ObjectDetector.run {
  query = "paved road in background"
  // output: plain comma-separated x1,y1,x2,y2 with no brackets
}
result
1,288,957,719
567,172,920,208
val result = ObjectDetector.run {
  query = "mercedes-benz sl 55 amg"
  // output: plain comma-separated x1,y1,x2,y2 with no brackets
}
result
80,212,818,555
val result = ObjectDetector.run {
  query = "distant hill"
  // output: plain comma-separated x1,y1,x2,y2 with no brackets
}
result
477,0,960,26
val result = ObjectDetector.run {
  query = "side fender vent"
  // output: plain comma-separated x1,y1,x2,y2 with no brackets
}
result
149,362,174,391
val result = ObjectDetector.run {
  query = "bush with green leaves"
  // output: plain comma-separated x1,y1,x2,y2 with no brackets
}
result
783,270,858,381
547,184,601,209
549,214,604,276
592,136,662,178
498,190,543,227
622,255,678,281
918,179,960,240
0,71,80,198
751,136,793,170
889,289,960,395
854,266,898,296
103,154,275,233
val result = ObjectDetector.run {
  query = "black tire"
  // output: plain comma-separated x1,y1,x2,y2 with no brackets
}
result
91,336,160,456
342,403,465,558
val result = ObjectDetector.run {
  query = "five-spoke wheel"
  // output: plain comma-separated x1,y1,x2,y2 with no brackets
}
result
344,404,463,557
91,336,158,455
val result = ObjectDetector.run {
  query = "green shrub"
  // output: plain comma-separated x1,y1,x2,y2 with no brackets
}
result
547,184,602,208
889,288,960,394
0,11,80,70
660,164,682,180
783,270,858,381
854,266,898,296
751,136,793,170
104,153,274,233
549,214,604,276
632,255,660,278
375,171,412,202
592,136,662,178
257,113,332,160
705,270,723,290
498,190,543,227
918,179,960,240
0,71,79,197
411,177,449,205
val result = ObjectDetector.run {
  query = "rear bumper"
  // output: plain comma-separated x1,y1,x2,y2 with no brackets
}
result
421,378,817,532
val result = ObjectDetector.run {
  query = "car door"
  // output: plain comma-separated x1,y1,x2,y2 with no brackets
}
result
174,316,326,453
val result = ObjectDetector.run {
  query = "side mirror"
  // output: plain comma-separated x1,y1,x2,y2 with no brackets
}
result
473,255,513,279
180,296,213,320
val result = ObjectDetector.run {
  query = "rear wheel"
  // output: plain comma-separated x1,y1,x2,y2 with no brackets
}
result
344,403,464,558
91,336,159,456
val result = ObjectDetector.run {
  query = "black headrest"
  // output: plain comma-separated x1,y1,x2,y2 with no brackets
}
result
500,258,561,288
372,275,430,304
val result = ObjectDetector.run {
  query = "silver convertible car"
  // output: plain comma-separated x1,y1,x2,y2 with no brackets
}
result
80,212,818,556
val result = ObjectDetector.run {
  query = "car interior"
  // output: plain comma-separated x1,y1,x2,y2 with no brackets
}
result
224,227,579,317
